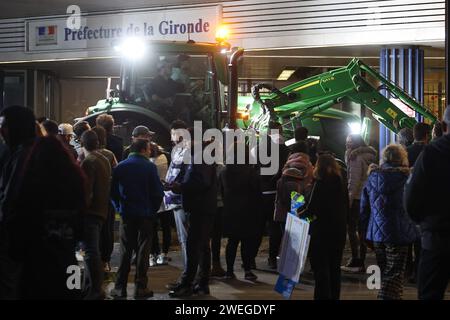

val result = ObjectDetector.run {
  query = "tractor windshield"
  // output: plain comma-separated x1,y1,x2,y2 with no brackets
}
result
123,52,217,128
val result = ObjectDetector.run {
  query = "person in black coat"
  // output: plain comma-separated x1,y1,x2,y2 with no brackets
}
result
302,154,348,300
7,136,86,299
167,137,217,297
406,122,430,167
404,106,450,300
404,123,430,284
256,122,290,270
221,143,262,281
0,106,37,299
0,139,9,175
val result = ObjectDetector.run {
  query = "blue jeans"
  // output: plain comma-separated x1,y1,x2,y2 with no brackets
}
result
173,208,188,269
82,215,104,299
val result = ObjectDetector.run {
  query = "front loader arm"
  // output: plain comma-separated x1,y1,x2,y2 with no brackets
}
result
359,60,437,124
346,76,417,132
252,58,437,134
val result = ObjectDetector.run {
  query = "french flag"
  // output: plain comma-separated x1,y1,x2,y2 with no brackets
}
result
38,26,55,36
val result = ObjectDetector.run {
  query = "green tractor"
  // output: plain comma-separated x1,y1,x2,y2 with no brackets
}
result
79,37,436,160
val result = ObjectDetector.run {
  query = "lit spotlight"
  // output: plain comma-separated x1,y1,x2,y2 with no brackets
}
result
114,37,147,60
349,122,362,134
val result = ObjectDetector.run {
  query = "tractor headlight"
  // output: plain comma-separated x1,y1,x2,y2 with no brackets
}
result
349,122,362,134
114,37,146,61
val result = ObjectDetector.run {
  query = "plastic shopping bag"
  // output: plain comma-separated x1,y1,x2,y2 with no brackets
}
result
274,192,311,299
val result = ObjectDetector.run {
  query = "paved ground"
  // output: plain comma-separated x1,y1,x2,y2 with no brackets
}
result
102,234,450,300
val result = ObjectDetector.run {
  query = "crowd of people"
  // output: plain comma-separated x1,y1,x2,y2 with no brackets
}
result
0,104,449,300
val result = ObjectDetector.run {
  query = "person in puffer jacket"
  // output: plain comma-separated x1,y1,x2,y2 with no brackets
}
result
342,134,377,273
360,144,419,300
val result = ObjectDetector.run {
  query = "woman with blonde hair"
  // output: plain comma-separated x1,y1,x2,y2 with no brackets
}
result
360,144,418,300
302,153,348,300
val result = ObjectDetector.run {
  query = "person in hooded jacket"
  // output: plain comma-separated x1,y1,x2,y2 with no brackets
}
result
342,134,377,273
360,144,418,300
404,106,450,300
274,152,314,226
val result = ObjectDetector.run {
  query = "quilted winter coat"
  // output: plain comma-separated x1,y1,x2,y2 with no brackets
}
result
360,164,418,245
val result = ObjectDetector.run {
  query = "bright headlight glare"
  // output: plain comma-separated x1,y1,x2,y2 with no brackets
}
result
349,122,362,134
114,37,146,60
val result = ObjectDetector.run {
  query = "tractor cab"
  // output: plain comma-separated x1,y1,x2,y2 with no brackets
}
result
81,37,233,148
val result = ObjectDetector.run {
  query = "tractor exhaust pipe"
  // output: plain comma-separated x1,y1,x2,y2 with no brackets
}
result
228,47,244,129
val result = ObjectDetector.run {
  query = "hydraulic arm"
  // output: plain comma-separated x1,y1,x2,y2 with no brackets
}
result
251,58,437,133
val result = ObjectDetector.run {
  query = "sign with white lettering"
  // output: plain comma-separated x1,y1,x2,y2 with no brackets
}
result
26,6,221,52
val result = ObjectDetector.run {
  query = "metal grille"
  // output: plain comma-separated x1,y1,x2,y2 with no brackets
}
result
0,0,445,54
0,18,25,52
222,0,445,38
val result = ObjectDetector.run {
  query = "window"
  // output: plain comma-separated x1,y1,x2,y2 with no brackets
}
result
125,53,214,127
2,71,26,109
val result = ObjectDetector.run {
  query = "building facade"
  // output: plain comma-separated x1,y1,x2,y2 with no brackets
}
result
0,0,446,149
